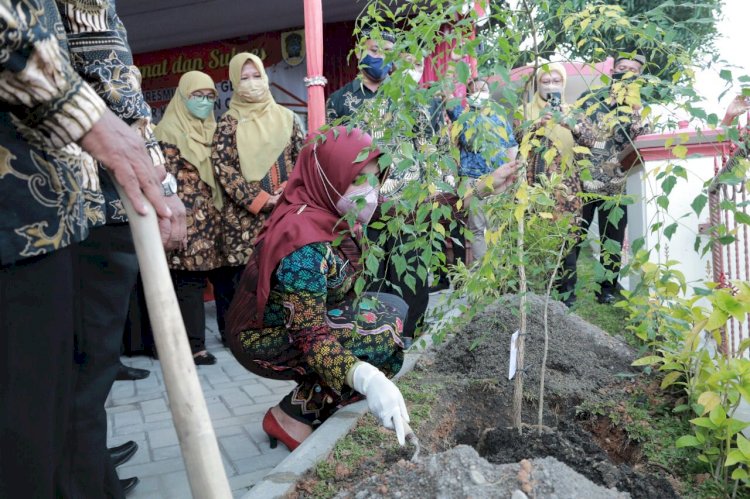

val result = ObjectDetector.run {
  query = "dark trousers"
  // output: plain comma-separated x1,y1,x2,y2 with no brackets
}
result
562,198,628,298
63,224,139,499
0,247,75,498
368,228,430,338
171,266,242,351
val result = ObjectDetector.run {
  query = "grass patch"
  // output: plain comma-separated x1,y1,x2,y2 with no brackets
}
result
571,244,630,337
303,369,441,498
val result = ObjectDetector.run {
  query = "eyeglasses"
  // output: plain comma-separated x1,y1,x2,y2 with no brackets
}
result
189,94,217,102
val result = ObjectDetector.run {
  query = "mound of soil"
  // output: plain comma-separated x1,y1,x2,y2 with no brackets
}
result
294,294,680,498
433,293,636,401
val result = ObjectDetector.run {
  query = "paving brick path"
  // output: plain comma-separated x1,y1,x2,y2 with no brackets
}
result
108,302,295,498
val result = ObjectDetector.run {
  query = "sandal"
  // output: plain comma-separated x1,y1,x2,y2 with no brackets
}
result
193,352,217,365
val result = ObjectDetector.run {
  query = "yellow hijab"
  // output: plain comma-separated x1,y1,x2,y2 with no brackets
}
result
226,53,295,182
522,62,575,156
154,71,223,209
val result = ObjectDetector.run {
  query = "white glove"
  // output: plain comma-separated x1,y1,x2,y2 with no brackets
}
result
350,362,410,445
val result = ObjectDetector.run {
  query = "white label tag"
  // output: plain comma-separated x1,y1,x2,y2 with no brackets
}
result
509,330,519,380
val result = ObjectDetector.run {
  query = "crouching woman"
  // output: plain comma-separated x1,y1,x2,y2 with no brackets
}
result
226,127,410,450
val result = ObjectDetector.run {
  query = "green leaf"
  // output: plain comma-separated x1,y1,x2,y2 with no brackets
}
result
631,355,662,366
726,449,746,467
664,223,678,240
657,195,670,210
709,405,727,426
736,211,750,226
738,434,750,459
731,468,749,480
691,416,718,429
662,175,678,194
676,435,701,448
661,370,683,389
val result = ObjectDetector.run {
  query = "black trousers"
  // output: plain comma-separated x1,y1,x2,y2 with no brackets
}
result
0,247,75,498
562,198,628,298
368,228,430,339
171,266,242,351
63,224,139,499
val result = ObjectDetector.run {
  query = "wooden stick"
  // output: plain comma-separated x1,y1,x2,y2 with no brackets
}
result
115,185,232,499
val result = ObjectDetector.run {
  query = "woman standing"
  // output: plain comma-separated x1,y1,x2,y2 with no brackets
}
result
155,71,230,364
212,53,305,269
226,127,410,451
517,62,595,306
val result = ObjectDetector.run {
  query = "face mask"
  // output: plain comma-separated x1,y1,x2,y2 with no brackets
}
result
407,68,423,84
361,54,392,82
468,91,490,107
185,98,214,120
539,83,563,100
335,184,379,225
236,79,268,102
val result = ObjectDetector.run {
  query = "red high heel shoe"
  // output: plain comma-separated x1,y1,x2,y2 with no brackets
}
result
262,409,302,451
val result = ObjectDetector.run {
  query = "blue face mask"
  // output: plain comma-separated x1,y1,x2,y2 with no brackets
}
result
360,54,392,82
185,97,214,120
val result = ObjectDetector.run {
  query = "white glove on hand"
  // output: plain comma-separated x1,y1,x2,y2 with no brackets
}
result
351,362,410,445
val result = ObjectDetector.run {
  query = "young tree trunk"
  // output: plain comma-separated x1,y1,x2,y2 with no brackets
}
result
512,214,527,432
538,242,566,434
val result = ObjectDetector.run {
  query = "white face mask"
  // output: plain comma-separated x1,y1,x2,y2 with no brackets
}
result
539,83,563,101
335,184,379,225
407,68,423,84
468,91,490,107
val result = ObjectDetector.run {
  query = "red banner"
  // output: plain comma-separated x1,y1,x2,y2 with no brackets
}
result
133,21,358,121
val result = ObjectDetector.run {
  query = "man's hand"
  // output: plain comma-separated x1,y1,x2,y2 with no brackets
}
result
722,95,750,126
263,188,283,212
158,194,187,251
79,110,172,219
490,160,520,195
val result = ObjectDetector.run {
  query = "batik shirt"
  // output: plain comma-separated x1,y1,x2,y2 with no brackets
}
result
212,114,305,266
56,0,165,224
0,0,107,265
326,79,379,125
576,88,649,195
447,104,517,179
263,243,360,391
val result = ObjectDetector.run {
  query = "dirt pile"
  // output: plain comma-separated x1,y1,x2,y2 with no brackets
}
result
296,294,680,498
433,293,636,402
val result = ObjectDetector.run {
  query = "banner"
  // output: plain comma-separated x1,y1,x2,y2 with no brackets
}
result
135,28,303,122
134,22,358,124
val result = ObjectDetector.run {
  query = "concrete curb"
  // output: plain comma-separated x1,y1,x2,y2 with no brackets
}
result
242,293,465,499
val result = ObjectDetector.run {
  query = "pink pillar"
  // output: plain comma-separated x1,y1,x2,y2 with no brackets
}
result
304,0,326,132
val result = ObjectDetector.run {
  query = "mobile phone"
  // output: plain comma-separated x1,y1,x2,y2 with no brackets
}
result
548,92,562,112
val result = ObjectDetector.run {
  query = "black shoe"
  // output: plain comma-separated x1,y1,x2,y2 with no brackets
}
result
193,352,217,365
120,477,139,496
597,291,619,304
109,440,138,467
115,364,151,381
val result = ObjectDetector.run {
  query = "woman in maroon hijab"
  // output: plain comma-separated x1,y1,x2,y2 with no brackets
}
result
226,126,410,450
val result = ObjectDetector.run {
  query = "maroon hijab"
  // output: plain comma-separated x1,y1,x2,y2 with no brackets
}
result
226,126,381,342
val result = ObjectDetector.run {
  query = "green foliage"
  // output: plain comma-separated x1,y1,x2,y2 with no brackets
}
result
332,1,750,490
529,0,721,83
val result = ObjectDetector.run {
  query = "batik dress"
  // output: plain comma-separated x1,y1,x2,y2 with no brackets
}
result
237,241,406,425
